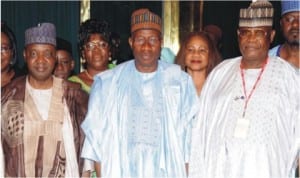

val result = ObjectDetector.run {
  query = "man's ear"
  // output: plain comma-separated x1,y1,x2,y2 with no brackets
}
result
23,49,27,63
270,29,276,43
128,37,133,49
70,60,75,70
81,50,85,59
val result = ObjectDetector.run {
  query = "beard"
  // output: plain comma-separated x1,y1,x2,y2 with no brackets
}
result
286,31,299,47
287,39,299,47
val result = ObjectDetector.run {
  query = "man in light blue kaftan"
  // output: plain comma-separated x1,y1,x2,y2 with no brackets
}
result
81,8,199,178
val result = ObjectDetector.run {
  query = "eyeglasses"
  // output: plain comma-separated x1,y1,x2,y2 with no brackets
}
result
84,41,109,51
133,36,160,46
1,46,11,54
238,29,268,39
283,15,299,23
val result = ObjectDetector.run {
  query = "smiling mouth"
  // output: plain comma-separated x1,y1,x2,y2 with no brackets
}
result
191,60,202,63
245,45,259,50
35,66,47,72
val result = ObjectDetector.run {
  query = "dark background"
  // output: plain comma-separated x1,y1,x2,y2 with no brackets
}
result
2,1,283,74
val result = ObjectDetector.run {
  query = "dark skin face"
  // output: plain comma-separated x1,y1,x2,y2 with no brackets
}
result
237,26,275,68
23,44,56,89
54,50,74,79
129,29,162,73
280,11,299,46
1,32,12,72
82,33,110,72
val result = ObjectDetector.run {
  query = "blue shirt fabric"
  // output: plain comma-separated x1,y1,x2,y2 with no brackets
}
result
81,60,199,177
268,45,281,57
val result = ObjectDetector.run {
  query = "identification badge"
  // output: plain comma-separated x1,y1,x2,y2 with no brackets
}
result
233,118,250,139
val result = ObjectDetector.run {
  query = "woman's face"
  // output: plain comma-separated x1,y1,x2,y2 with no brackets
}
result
1,32,13,72
184,36,209,72
82,33,110,71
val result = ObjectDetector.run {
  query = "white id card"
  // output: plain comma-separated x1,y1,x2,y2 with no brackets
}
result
233,118,250,139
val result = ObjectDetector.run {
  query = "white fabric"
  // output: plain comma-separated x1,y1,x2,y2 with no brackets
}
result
189,56,300,178
63,101,80,177
26,80,52,120
268,45,280,57
81,60,199,178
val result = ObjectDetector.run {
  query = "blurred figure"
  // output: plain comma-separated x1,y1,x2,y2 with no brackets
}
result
269,0,299,68
109,32,121,68
69,19,111,93
203,24,223,53
1,22,17,88
175,31,222,95
54,37,75,79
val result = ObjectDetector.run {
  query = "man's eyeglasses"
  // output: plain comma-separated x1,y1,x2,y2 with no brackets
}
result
133,36,160,46
283,15,299,24
1,46,11,54
84,41,109,51
238,29,268,39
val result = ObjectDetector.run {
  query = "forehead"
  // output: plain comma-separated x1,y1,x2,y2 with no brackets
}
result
57,50,71,58
283,11,300,17
187,35,207,43
239,26,271,31
1,32,10,44
132,29,161,38
88,33,106,42
25,43,56,51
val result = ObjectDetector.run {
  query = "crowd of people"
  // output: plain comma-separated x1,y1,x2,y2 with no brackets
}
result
1,0,299,177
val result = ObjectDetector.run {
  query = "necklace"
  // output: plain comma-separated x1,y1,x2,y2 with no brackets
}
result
85,70,94,80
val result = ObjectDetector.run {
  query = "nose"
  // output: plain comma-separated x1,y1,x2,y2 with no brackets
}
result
245,31,258,42
55,62,63,71
36,54,45,63
291,17,299,28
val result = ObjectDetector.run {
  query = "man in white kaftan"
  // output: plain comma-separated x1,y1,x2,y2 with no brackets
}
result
189,1,300,178
81,9,199,178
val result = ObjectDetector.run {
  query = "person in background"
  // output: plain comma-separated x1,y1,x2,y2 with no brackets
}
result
189,1,299,177
203,24,223,54
269,0,299,68
1,22,18,88
54,37,75,79
175,31,222,95
109,32,121,68
81,8,199,177
1,22,88,177
69,19,111,93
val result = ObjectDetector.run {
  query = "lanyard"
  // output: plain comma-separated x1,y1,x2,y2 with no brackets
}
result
240,58,268,117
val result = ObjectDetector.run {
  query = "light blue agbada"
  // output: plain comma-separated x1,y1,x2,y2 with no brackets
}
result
81,60,199,178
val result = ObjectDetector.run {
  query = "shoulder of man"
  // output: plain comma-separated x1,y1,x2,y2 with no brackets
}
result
1,75,26,103
62,80,89,105
268,45,280,57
